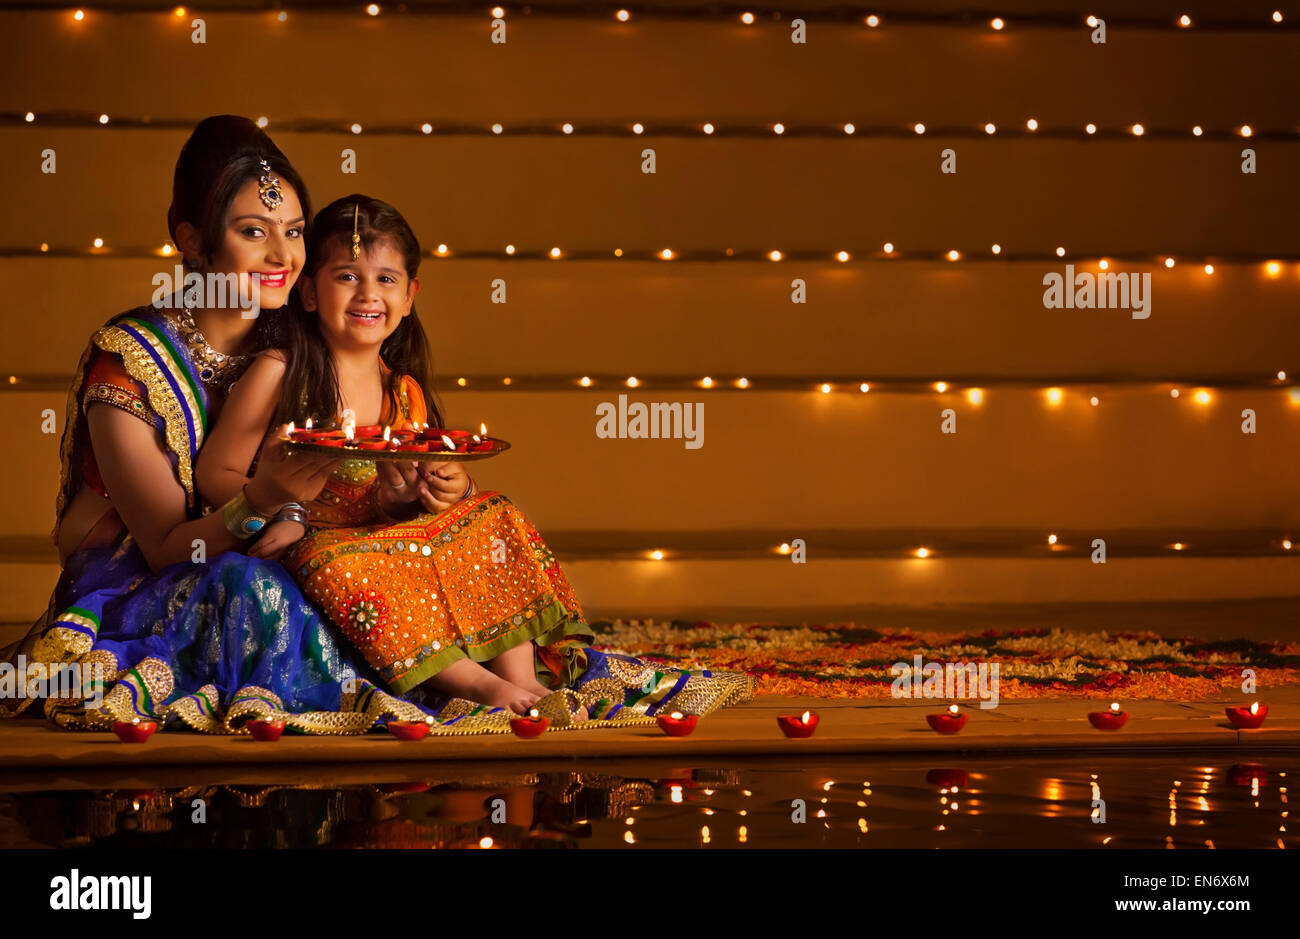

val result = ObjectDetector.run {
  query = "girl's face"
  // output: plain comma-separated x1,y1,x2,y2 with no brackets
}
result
299,235,420,352
199,178,306,312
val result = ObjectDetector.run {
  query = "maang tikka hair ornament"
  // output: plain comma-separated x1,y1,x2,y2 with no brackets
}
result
351,202,361,260
257,158,283,210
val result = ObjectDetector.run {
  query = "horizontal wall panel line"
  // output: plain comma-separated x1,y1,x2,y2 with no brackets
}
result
1,374,1295,392
0,529,1295,563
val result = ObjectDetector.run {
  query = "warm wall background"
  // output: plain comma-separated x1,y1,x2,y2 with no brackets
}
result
0,0,1296,624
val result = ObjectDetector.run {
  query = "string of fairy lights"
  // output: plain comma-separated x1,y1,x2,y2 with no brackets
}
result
24,4,1300,30
580,531,1298,561
8,241,1300,267
7,110,1296,141
4,372,1296,396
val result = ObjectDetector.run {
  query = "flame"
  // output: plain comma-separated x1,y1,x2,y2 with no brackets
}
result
528,707,540,719
949,704,959,715
800,710,811,724
344,421,355,441
1110,702,1120,712
287,421,296,435
670,711,683,720
1250,702,1259,715
441,434,456,450
480,422,487,436
305,417,313,430
383,425,391,441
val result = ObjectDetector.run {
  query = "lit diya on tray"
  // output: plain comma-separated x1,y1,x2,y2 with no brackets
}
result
283,419,509,461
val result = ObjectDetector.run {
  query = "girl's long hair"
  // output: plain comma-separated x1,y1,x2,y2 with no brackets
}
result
273,194,444,429
168,115,311,351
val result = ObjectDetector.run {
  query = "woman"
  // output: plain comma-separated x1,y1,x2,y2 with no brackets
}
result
1,115,753,735
0,116,422,733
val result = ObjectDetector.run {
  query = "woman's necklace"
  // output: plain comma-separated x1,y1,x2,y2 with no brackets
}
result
173,305,251,392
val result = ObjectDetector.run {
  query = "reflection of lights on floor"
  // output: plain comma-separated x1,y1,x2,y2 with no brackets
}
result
1040,777,1067,817
624,830,636,844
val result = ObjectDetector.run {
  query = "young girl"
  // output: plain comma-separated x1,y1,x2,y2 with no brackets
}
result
196,195,595,718
198,194,755,729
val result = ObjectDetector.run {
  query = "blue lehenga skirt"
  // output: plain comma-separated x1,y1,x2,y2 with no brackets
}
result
2,530,754,735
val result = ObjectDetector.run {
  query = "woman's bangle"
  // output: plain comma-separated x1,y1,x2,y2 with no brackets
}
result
222,486,277,539
273,502,309,526
457,474,475,503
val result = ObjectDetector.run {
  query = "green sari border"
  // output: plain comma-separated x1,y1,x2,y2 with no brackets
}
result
385,598,596,695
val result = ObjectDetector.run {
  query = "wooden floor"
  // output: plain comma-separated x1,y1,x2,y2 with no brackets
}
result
4,598,1297,772
3,687,1297,771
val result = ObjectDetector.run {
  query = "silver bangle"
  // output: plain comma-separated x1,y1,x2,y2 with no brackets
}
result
273,502,309,526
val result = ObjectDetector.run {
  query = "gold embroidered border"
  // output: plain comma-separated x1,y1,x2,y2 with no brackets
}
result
53,340,98,541
85,382,155,427
94,321,201,506
37,663,754,736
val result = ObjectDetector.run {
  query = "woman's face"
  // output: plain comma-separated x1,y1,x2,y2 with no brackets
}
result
299,234,419,354
203,178,306,312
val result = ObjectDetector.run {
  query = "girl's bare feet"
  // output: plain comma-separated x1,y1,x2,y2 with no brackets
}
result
484,640,589,720
423,658,542,716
